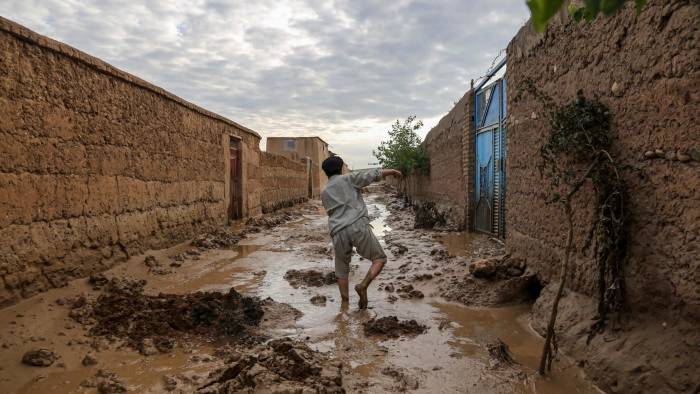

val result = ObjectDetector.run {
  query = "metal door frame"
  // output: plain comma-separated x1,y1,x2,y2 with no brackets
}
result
473,58,507,238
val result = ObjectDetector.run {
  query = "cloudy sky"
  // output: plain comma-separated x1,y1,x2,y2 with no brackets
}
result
1,1,529,168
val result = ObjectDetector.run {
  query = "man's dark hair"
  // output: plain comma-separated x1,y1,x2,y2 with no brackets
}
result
322,155,343,178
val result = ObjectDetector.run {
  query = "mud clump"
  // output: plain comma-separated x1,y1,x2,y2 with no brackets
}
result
21,349,58,366
70,278,264,353
469,255,526,280
363,316,426,338
245,212,300,229
144,255,170,275
81,370,128,393
284,269,337,288
486,339,519,369
310,295,327,306
198,338,343,393
396,284,424,299
413,202,446,229
192,228,245,249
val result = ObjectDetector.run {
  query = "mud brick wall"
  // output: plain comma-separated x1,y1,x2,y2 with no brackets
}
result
505,1,700,321
259,152,308,213
0,17,263,306
401,91,471,230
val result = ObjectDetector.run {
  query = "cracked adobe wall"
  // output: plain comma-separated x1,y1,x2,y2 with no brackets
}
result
259,152,309,213
0,17,263,306
401,90,471,230
505,1,700,321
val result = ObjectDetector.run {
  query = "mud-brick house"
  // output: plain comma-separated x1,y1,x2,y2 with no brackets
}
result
397,2,699,392
266,136,331,197
0,17,309,306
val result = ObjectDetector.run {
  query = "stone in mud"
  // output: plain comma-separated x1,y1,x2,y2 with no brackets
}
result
486,339,519,369
310,295,327,306
163,375,178,391
81,370,127,393
284,269,337,288
199,338,343,393
88,274,109,290
381,366,420,391
364,316,426,338
470,258,498,278
397,284,424,299
192,228,244,249
21,349,58,367
384,283,395,292
82,354,98,366
413,202,447,229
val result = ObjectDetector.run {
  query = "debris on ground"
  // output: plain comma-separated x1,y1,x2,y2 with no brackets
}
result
363,316,426,338
192,228,244,249
396,284,424,299
198,338,343,393
245,212,300,229
469,255,526,280
68,278,265,352
144,255,170,275
486,339,519,369
82,354,98,366
310,295,327,306
21,349,58,367
284,269,337,288
381,365,421,391
88,274,109,290
440,274,540,307
80,370,128,393
413,202,447,229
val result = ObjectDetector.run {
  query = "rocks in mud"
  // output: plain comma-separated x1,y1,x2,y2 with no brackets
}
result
381,366,420,391
144,255,170,275
163,375,178,391
88,274,109,290
198,338,343,393
486,339,519,369
390,242,408,255
68,278,265,353
413,202,447,229
310,295,327,306
21,349,58,367
81,370,127,393
396,284,424,299
192,228,244,249
469,255,526,280
245,212,299,229
363,316,427,338
284,269,337,288
82,354,98,366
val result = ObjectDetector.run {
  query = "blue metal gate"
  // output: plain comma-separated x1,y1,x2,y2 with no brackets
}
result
474,66,506,237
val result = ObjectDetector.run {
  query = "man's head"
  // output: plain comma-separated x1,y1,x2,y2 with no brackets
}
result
322,155,344,178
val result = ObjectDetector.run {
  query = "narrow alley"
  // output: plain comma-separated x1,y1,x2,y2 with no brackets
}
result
0,185,600,393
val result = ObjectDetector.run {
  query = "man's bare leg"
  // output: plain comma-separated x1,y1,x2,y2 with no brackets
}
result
337,277,349,303
355,259,386,309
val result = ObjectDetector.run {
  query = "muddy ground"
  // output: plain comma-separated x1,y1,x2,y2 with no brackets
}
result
0,184,601,393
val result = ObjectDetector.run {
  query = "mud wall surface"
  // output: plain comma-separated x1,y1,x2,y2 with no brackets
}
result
400,91,471,230
0,17,264,306
259,152,308,213
505,1,700,321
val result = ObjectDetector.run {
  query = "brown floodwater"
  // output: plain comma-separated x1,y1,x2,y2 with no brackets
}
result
0,194,602,393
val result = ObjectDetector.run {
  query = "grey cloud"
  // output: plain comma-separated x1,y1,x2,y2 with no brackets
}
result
0,0,529,166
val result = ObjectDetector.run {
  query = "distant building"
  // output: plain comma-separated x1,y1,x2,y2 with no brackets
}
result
266,136,330,197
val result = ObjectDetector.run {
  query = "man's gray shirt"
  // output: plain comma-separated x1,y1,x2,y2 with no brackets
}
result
321,169,382,236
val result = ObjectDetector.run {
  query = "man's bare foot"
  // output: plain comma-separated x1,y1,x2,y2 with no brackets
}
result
355,284,368,309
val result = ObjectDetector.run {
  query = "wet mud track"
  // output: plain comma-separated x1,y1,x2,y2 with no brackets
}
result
0,186,601,393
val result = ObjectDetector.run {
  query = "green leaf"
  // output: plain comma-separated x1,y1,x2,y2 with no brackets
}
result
568,4,585,22
600,0,625,15
527,0,564,32
583,0,601,21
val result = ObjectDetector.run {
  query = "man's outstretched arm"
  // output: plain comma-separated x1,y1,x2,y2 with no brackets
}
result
380,169,402,179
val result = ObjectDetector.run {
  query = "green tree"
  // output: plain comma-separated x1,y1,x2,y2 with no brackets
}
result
526,0,647,32
373,115,429,177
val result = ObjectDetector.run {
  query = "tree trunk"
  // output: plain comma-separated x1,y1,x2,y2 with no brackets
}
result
539,200,574,375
